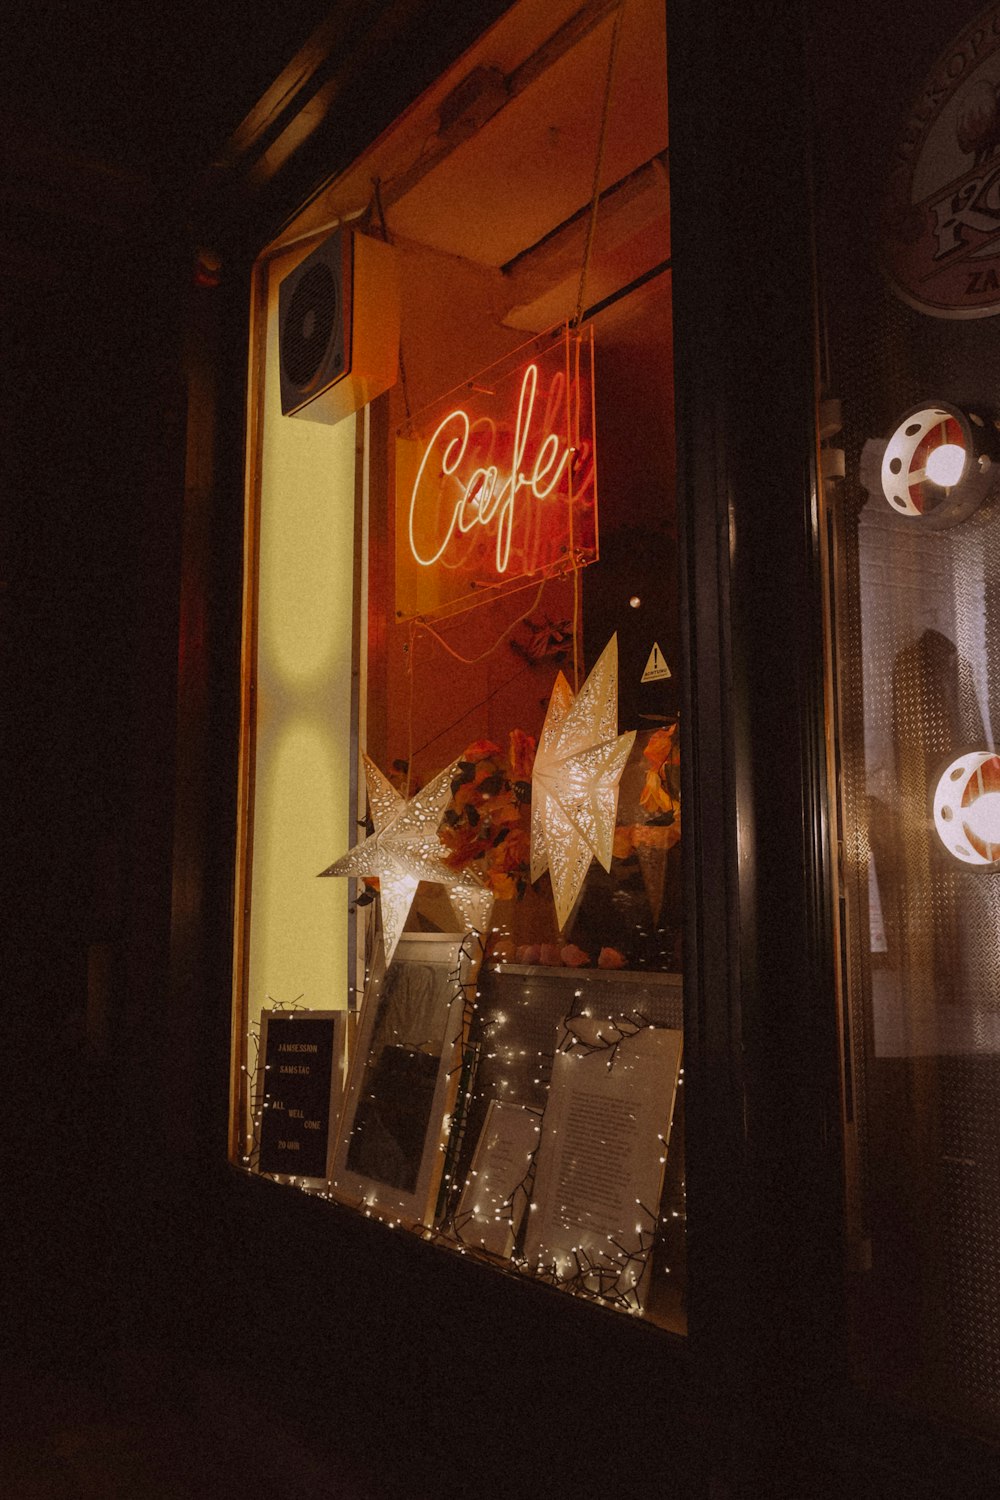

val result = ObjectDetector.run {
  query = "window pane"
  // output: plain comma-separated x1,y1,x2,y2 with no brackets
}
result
233,246,358,1161
818,0,1000,1435
232,0,683,1331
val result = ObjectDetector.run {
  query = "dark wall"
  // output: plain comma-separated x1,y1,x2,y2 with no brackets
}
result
1,199,190,1371
0,0,530,1395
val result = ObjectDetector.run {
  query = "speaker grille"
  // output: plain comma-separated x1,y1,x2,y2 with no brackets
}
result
282,261,339,390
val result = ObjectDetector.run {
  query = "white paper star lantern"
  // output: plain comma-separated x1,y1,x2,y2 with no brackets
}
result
530,635,636,930
319,755,493,966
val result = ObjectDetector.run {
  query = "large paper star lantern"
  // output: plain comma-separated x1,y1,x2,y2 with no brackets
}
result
319,755,493,967
530,635,636,930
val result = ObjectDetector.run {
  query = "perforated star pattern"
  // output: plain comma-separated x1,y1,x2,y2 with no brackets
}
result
530,635,636,930
319,756,492,967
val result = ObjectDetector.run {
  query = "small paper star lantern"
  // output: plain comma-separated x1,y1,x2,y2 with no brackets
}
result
530,634,636,930
319,756,492,966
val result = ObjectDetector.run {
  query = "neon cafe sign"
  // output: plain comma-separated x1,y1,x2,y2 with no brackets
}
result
394,325,597,621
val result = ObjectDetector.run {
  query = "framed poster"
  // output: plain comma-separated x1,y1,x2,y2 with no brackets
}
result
255,1010,348,1186
454,1100,542,1259
522,1020,683,1313
329,934,477,1229
452,964,682,1196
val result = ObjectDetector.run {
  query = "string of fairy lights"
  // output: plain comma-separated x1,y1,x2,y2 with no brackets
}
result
235,0,687,1318
240,897,686,1322
242,993,309,1176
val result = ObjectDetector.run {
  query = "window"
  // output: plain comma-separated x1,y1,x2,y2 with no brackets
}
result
232,0,683,1331
818,0,1000,1439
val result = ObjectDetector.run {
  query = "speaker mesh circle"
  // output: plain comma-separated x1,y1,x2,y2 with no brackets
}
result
283,261,338,389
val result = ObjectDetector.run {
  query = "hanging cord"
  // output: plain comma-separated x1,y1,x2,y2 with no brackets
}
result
372,176,412,428
405,617,416,798
412,659,536,763
397,10,625,771
415,578,547,665
571,574,581,692
568,336,581,690
568,4,623,688
572,3,626,331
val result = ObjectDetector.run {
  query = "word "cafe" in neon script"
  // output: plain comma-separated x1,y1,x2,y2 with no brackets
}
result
394,326,597,621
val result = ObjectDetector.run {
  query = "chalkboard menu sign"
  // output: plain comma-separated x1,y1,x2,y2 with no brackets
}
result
258,1012,343,1179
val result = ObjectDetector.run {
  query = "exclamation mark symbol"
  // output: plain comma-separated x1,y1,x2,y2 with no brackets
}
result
642,642,672,682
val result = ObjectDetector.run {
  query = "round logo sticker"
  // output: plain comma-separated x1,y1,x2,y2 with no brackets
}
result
884,3,1000,318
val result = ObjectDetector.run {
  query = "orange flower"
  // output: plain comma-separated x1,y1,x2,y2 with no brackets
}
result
438,826,483,867
479,793,522,828
436,728,536,896
453,765,499,812
451,782,480,814
462,739,502,763
639,768,676,815
643,724,677,774
492,827,530,873
473,759,501,787
509,728,536,781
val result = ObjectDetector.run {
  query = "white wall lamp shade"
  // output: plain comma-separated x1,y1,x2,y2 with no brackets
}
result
860,401,996,529
933,751,1000,868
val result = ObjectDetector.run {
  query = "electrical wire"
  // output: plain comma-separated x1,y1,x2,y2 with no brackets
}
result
572,3,625,331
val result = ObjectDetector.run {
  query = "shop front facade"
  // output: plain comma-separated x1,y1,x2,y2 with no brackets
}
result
167,1,1000,1492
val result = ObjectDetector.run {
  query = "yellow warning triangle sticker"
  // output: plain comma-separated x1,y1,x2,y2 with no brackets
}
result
641,642,672,683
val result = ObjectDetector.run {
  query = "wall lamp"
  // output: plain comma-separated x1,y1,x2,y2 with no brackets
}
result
933,751,1000,868
860,401,997,529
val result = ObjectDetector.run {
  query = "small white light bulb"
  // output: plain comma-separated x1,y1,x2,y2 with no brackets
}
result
963,789,1000,846
925,442,966,487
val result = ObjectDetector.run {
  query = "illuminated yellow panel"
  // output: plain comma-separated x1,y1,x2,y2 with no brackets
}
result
246,246,357,1046
249,717,347,998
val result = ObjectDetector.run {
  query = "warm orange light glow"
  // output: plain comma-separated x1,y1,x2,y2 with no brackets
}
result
395,326,597,621
408,362,573,576
933,750,1000,865
924,442,966,488
241,247,358,1105
880,407,968,514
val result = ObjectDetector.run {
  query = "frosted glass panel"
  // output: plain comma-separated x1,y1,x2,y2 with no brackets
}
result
245,248,357,1042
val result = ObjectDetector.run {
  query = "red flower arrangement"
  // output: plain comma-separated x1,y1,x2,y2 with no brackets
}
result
438,731,536,899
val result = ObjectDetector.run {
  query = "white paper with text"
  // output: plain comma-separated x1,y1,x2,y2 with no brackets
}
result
524,1025,682,1310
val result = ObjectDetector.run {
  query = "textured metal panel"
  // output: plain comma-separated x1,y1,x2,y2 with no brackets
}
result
824,71,1000,1436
